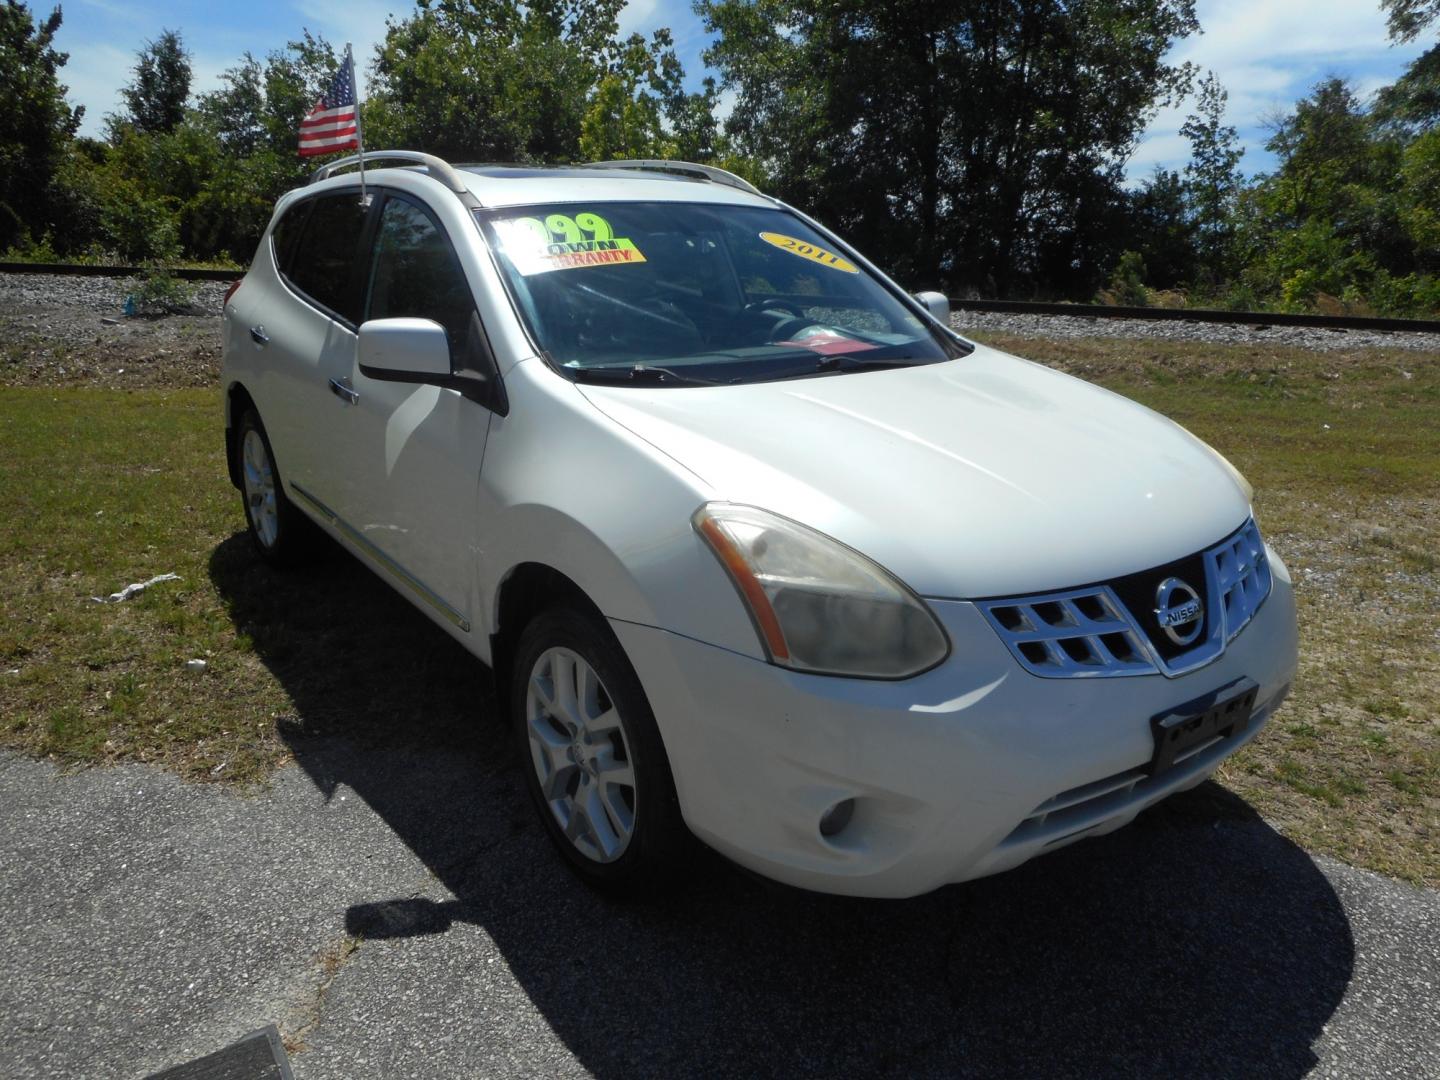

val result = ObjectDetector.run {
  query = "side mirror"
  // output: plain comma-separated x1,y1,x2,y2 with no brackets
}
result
914,291,950,324
358,317,452,380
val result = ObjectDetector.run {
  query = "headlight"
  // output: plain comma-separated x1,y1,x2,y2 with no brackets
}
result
693,503,950,679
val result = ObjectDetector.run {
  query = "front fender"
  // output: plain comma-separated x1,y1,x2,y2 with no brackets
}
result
475,360,763,660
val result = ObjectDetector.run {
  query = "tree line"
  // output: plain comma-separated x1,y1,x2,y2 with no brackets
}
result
1,0,1436,316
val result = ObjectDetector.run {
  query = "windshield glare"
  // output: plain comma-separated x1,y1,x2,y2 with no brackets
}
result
477,202,964,385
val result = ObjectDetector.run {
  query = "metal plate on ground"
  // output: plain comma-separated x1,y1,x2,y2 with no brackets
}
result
147,1025,293,1080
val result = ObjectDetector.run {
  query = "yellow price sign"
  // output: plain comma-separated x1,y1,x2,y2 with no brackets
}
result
495,213,647,275
758,232,859,274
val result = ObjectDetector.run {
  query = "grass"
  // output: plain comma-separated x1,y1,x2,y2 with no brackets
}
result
0,388,489,785
0,335,1437,884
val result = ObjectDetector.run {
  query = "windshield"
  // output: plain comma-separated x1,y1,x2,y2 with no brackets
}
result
476,201,967,386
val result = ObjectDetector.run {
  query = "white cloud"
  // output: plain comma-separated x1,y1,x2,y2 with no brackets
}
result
1130,0,1427,179
618,0,663,37
64,43,134,135
1127,132,1193,177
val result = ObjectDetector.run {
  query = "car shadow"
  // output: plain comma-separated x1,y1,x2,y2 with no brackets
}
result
210,532,1354,1079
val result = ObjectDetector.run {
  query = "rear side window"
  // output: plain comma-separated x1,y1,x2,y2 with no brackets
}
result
364,195,482,369
284,193,368,324
270,201,309,276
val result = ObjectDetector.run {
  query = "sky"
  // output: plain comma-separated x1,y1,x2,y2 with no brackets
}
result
55,0,1430,181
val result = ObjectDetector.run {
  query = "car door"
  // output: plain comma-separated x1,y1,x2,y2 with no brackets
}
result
328,191,499,635
263,189,371,502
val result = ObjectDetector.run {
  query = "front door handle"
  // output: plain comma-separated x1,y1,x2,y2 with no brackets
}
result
328,377,359,406
249,325,269,345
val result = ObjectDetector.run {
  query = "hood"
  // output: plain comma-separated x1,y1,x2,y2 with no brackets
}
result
576,344,1251,598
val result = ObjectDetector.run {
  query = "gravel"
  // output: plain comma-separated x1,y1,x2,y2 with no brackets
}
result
0,271,231,312
0,273,227,389
951,308,1440,352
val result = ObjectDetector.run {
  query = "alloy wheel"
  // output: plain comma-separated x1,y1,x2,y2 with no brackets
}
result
241,428,279,549
525,646,637,863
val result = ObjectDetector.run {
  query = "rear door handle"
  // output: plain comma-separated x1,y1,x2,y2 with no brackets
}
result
249,325,269,345
328,377,359,406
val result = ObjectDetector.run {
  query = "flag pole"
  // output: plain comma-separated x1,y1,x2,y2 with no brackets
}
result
347,43,366,204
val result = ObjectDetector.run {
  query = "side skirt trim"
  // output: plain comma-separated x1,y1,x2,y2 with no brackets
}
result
290,482,471,633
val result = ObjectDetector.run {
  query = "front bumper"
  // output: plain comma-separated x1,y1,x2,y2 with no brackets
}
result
612,547,1298,898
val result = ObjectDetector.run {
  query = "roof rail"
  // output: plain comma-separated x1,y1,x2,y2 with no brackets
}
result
310,151,471,197
580,159,763,197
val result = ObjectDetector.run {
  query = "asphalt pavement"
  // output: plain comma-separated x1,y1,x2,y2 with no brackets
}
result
2,738,1437,1080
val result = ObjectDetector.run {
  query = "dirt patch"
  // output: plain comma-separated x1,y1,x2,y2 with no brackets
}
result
0,302,223,390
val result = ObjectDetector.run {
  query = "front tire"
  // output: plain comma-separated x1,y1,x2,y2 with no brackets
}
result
511,606,687,892
236,409,317,568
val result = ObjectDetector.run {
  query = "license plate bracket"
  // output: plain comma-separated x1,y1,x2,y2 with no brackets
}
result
1148,677,1258,776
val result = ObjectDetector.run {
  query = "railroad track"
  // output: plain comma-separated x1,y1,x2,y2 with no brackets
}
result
5,260,1440,335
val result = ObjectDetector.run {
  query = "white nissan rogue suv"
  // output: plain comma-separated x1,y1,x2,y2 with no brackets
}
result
221,151,1298,898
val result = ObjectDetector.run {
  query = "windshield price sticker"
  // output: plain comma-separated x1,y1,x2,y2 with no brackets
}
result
759,232,859,273
495,213,647,275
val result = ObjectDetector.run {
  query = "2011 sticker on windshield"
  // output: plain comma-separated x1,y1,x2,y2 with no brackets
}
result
758,232,859,273
494,213,647,275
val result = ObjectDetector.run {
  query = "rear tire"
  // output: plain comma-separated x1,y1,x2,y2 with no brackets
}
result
236,409,317,568
511,606,687,893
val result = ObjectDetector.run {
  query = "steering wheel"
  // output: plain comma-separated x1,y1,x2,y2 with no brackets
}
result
744,299,807,318
744,299,812,342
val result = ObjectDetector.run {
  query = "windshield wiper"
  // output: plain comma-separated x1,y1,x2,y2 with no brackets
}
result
814,353,925,372
570,364,726,387
765,354,926,381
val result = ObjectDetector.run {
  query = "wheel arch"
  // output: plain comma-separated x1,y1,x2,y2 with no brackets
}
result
489,562,608,718
224,381,258,491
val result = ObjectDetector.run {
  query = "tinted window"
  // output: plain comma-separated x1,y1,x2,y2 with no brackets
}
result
270,201,309,276
365,196,482,370
285,193,368,324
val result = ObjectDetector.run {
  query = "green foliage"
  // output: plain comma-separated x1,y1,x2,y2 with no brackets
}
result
1181,72,1244,284
0,1,82,251
1103,250,1151,307
367,0,617,161
127,266,199,316
114,29,191,137
1128,168,1197,290
1382,0,1440,43
699,0,1201,295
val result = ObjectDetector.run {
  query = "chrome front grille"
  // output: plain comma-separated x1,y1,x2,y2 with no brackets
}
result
978,518,1274,679
1207,518,1271,643
979,588,1154,678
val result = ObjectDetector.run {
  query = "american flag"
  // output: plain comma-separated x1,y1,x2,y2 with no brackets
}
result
298,50,360,157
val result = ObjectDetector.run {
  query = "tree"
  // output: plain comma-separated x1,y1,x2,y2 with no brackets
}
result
580,30,688,160
368,0,621,162
0,0,82,250
1382,0,1440,42
1263,79,1374,222
116,29,192,136
698,0,1200,297
1126,168,1197,291
1181,71,1244,284
188,34,345,260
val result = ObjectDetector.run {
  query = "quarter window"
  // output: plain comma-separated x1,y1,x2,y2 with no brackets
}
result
270,201,309,277
284,193,368,324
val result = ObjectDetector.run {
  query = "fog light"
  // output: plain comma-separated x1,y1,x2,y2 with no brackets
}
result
819,798,855,838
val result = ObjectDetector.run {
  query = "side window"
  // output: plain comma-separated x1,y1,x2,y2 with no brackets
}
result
269,201,311,277
284,193,368,324
365,196,482,370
